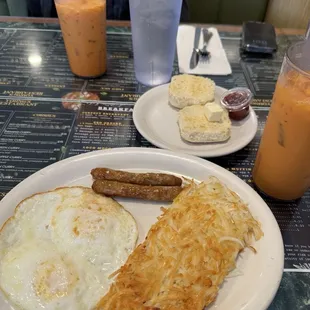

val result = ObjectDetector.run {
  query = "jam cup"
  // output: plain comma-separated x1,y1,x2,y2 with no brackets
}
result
220,87,253,121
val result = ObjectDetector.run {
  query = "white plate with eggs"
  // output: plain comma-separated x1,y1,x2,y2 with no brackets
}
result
133,83,258,157
0,148,283,310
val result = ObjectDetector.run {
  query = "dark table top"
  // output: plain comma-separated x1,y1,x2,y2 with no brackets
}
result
0,17,309,310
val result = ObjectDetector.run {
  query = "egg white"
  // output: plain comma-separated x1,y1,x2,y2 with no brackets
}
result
0,187,138,310
0,240,80,310
50,199,137,274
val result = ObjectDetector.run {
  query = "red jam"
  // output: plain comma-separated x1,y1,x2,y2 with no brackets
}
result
224,92,248,105
220,88,253,121
229,107,249,121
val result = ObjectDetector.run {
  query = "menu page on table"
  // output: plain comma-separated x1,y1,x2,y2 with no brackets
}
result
0,24,309,272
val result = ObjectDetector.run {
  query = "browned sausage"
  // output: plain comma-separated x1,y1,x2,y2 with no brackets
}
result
91,168,182,186
92,180,183,201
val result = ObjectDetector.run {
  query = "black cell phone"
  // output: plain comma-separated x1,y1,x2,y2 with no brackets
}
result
242,21,277,54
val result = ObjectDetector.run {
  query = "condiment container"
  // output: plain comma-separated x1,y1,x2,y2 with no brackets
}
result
220,87,253,121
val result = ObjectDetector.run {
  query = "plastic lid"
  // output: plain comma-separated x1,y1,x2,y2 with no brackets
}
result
220,87,253,111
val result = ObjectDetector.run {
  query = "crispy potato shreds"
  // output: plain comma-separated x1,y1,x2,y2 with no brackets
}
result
96,176,263,310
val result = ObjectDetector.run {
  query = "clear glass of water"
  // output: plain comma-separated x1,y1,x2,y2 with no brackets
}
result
129,0,182,86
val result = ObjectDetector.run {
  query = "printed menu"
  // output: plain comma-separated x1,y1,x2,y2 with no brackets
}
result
0,26,278,105
0,23,309,272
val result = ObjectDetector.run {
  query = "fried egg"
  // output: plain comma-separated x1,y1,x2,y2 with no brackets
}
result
0,187,138,310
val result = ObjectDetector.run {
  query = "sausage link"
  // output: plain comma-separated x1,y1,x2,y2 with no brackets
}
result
91,168,182,186
92,180,182,201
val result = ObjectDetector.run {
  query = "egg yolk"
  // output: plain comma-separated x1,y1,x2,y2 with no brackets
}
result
33,260,78,301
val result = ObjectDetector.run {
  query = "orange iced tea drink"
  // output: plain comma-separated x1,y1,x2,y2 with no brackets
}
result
55,0,106,77
253,41,310,200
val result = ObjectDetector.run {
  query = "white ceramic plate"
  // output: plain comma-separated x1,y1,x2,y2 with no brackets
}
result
133,84,258,157
0,148,283,310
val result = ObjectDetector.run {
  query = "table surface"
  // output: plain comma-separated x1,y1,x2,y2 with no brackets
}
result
0,17,309,310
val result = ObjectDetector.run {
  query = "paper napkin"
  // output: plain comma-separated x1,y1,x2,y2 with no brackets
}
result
177,25,232,75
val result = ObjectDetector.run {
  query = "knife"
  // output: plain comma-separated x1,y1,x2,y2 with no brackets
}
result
189,27,201,69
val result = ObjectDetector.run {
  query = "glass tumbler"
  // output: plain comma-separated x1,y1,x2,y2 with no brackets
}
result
55,0,107,78
129,0,182,86
253,40,310,200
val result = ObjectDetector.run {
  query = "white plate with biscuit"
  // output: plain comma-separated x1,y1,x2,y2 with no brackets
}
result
133,77,258,158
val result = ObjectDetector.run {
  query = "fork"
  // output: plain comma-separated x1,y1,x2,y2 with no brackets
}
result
200,28,213,62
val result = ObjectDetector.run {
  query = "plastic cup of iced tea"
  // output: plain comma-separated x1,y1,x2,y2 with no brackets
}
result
55,0,107,78
253,40,310,200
